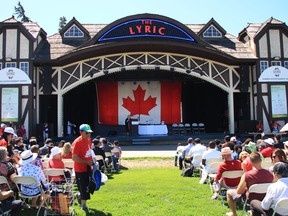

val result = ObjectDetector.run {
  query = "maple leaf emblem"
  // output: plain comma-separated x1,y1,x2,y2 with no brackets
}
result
122,85,157,116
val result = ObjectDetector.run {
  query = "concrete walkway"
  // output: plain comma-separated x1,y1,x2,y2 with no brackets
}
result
121,144,176,158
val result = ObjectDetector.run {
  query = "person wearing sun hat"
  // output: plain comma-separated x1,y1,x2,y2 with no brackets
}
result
260,138,275,158
17,150,49,208
211,147,242,200
72,124,93,213
47,147,66,183
0,127,15,148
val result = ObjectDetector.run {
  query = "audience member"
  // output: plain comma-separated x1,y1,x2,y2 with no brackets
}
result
40,138,54,156
92,138,106,171
18,150,49,208
174,143,184,166
112,140,122,173
62,142,72,159
260,138,275,158
0,123,5,137
0,127,15,148
284,141,288,156
211,147,242,200
178,137,194,170
226,152,273,216
273,133,284,149
187,138,206,172
0,147,17,192
199,140,222,184
30,145,44,171
0,189,26,216
48,147,66,183
102,138,114,166
14,137,27,152
222,135,231,148
214,139,222,151
250,162,288,216
270,149,287,171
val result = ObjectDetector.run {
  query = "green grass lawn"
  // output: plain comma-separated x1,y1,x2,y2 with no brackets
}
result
20,160,245,216
72,165,242,216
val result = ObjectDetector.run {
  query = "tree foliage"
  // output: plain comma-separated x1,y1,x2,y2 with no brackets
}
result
59,16,67,32
14,1,31,22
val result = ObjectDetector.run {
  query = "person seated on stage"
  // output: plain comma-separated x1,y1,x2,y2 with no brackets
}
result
256,121,263,133
250,161,288,216
92,138,107,172
174,143,184,167
199,140,222,184
271,121,281,133
260,138,275,158
62,142,72,159
112,140,122,173
30,145,44,171
211,147,242,200
226,152,273,216
178,137,194,170
101,138,114,166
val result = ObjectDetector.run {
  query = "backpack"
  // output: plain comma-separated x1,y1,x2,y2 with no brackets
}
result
93,170,102,191
181,167,193,177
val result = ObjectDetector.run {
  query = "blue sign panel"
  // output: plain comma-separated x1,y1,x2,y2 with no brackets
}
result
98,19,195,42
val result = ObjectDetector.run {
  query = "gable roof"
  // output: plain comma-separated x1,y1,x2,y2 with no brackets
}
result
59,17,90,37
198,18,227,37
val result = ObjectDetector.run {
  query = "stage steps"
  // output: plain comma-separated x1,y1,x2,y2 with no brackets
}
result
132,138,150,145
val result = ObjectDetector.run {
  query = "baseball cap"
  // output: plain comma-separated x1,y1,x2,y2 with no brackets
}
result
4,127,14,134
0,123,5,128
79,124,93,133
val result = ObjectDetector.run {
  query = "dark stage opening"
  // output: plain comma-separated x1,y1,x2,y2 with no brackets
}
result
62,70,230,135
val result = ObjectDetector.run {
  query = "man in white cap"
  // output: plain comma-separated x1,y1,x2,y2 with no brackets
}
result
72,124,93,213
0,127,14,148
211,147,242,200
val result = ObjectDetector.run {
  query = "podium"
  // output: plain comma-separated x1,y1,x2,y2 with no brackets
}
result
131,119,139,136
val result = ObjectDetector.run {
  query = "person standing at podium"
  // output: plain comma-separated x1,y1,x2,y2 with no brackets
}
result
125,115,132,136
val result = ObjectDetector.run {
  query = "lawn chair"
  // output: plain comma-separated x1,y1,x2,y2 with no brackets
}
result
0,176,13,216
62,159,74,170
191,154,203,177
273,198,288,216
43,168,72,184
220,170,243,205
206,162,223,193
242,183,271,214
13,176,46,216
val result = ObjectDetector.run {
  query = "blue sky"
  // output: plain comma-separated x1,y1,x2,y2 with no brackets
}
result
0,0,287,36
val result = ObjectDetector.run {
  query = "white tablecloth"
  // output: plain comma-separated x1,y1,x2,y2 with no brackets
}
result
138,125,168,135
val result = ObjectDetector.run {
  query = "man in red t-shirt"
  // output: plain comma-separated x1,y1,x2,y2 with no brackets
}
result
211,147,242,199
226,152,273,216
260,138,275,158
72,124,93,213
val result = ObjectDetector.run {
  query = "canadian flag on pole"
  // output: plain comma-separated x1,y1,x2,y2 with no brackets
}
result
96,81,181,125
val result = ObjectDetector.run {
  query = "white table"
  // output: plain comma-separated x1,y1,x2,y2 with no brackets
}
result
138,125,168,135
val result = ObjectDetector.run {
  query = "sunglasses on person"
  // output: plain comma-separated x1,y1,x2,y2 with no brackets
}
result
272,155,277,159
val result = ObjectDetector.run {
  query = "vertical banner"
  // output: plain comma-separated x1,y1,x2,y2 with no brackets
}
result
96,81,181,125
271,85,288,118
1,88,19,122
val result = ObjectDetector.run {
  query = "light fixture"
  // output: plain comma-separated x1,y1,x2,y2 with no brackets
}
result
170,67,175,72
273,56,281,60
147,81,150,84
186,68,191,74
121,67,126,72
137,65,141,70
155,65,160,70
133,81,137,85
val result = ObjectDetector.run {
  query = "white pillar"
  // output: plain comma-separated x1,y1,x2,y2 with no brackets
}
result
228,92,235,134
57,94,63,137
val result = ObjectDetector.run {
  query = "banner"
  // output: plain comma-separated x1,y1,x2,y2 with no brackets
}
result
96,81,181,125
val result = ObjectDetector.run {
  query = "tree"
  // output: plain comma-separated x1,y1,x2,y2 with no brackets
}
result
58,16,67,32
14,1,31,22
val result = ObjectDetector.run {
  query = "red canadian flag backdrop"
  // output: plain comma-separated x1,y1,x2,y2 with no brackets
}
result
96,81,181,125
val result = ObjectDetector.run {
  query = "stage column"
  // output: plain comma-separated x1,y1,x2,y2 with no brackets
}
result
57,94,63,137
228,92,235,134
